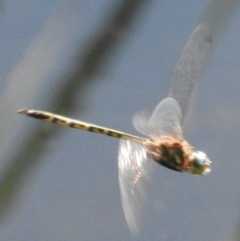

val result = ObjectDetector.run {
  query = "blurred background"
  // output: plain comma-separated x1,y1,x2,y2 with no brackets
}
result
0,0,240,240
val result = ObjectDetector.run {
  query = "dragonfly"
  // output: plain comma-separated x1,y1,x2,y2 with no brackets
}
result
18,23,212,234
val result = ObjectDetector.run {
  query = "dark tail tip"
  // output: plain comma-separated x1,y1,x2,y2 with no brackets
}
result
18,109,29,114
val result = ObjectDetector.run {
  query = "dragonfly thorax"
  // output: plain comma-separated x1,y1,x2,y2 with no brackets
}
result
145,136,192,172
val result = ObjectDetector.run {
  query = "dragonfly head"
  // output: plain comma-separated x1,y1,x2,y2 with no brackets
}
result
188,151,211,175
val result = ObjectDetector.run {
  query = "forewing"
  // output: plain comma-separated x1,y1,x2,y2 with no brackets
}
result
118,140,154,235
168,23,212,127
133,97,183,140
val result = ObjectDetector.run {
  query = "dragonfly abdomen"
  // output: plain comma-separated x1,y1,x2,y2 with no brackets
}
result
18,109,146,144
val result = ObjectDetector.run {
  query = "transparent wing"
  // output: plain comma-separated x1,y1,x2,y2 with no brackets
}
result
133,97,183,140
118,140,154,235
132,110,151,137
168,23,212,127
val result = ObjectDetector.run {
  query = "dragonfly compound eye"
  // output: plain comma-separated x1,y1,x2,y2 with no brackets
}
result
189,151,211,175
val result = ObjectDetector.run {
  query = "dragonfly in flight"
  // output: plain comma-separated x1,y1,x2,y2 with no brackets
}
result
19,23,212,234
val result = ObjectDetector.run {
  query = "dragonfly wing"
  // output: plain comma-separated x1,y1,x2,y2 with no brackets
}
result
118,140,154,235
168,23,212,127
132,111,151,136
149,97,183,139
134,97,183,140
